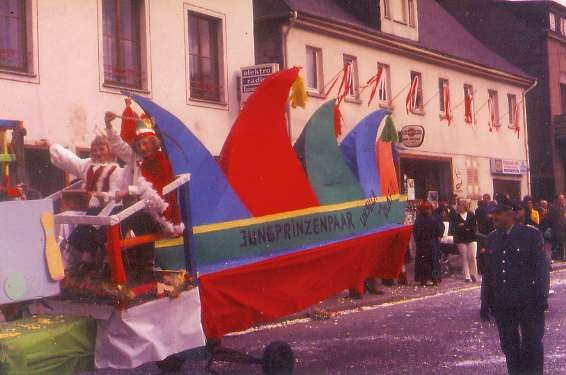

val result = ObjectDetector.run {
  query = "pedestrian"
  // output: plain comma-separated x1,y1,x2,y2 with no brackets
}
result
481,204,549,375
476,194,495,274
548,194,566,260
413,201,444,286
523,196,540,227
451,199,479,282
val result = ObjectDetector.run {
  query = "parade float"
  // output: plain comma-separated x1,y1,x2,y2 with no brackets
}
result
0,67,411,374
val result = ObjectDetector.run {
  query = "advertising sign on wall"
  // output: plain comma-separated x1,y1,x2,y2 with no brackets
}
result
400,125,425,148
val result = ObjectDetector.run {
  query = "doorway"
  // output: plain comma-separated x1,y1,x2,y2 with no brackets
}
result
400,157,453,200
493,178,522,201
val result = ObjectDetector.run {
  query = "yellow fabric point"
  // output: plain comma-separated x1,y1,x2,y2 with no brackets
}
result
289,75,308,109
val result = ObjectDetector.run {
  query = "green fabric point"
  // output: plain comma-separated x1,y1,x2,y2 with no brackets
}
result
379,116,398,143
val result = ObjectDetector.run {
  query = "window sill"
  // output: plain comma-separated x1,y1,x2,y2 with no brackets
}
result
0,68,39,84
378,101,394,110
410,109,425,116
102,82,151,96
393,19,408,26
344,96,362,105
307,90,325,99
188,97,228,111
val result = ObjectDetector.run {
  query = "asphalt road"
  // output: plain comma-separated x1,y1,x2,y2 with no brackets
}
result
92,269,566,375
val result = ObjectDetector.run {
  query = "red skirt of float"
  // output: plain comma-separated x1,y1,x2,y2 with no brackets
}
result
199,225,412,339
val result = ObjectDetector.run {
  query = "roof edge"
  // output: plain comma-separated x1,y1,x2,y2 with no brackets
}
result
290,12,534,87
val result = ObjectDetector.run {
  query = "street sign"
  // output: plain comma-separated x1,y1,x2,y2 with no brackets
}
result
240,63,279,103
400,125,425,148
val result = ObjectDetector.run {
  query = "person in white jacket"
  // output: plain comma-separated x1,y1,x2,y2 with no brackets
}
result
50,136,124,209
49,136,124,275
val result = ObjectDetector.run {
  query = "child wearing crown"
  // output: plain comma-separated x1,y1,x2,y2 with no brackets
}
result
104,109,183,236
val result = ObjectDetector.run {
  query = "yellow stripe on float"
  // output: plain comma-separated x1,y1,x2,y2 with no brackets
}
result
193,194,406,234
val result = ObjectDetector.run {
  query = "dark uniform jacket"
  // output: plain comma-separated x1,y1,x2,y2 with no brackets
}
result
482,224,549,312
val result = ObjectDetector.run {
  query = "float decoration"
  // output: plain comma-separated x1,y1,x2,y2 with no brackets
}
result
294,100,366,204
218,67,319,216
340,109,390,198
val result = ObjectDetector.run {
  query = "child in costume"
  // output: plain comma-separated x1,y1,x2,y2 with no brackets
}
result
49,136,124,273
104,104,183,282
104,109,184,236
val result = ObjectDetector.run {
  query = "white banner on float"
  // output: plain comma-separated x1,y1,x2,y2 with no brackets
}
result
95,288,205,369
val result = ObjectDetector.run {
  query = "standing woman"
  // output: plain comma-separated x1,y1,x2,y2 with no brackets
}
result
413,202,444,286
452,199,479,282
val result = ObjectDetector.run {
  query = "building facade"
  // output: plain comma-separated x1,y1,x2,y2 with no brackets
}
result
441,0,566,200
0,0,254,196
254,0,534,201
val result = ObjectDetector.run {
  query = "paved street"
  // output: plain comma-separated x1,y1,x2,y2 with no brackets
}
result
91,268,566,375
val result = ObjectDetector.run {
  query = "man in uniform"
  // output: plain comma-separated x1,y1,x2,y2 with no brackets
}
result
481,204,549,375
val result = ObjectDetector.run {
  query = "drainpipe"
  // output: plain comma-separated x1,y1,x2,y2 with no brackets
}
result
282,9,298,139
522,79,538,196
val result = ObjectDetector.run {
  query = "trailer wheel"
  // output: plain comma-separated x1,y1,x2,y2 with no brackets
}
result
262,341,295,374
156,354,185,373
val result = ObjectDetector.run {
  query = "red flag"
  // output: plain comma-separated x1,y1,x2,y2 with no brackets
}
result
513,102,520,139
464,93,474,125
488,97,497,132
443,83,452,126
405,75,419,114
367,67,384,107
120,97,139,145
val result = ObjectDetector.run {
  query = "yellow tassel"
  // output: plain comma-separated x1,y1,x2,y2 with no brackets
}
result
290,75,308,109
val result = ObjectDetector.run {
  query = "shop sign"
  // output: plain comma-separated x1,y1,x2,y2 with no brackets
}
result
400,125,425,148
490,159,527,175
240,63,279,102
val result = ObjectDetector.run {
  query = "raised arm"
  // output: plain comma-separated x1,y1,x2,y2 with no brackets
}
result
49,144,87,178
104,111,134,163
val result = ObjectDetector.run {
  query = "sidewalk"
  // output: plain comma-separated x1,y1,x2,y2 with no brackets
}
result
281,260,566,323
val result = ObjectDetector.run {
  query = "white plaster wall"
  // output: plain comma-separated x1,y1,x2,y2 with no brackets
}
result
286,27,529,197
0,0,255,155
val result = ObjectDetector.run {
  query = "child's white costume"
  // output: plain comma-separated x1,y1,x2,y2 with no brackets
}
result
49,144,124,208
106,121,184,236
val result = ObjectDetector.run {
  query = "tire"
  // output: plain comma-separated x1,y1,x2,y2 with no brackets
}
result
262,341,295,374
156,354,185,373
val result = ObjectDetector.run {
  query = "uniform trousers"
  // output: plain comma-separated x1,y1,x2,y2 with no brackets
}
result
494,304,545,375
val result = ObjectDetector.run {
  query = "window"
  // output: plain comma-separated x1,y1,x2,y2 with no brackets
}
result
561,17,566,36
438,78,449,113
383,0,391,19
305,46,322,92
507,94,517,126
488,89,500,127
464,84,474,123
410,71,423,112
102,0,144,88
343,55,359,99
0,0,28,72
376,63,390,104
407,0,416,27
550,12,557,32
188,11,223,102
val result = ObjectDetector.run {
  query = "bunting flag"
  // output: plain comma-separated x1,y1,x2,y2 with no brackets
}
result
405,75,419,114
464,92,474,125
442,83,452,126
488,97,497,132
366,67,384,107
513,102,520,139
325,63,353,137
